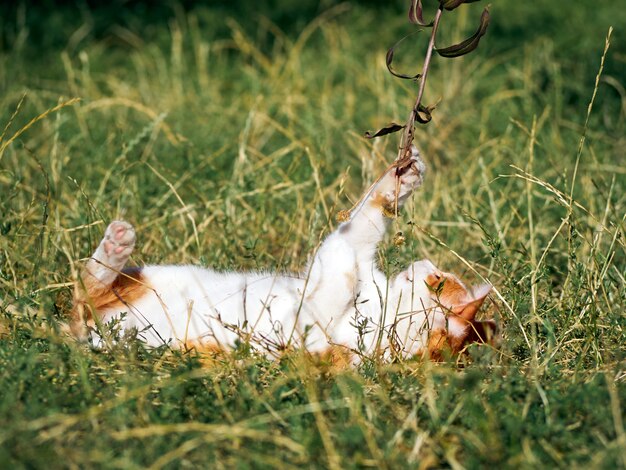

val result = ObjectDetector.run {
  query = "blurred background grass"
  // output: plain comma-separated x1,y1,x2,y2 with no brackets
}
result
0,1,624,468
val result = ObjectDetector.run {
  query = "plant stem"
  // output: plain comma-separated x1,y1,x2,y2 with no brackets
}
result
396,5,444,166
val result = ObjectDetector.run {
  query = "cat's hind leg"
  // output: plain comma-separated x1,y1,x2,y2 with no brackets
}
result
71,221,137,338
85,220,136,285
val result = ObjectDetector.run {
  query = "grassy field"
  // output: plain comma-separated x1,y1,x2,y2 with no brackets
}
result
1,0,625,468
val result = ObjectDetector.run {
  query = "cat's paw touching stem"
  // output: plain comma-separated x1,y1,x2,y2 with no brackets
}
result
376,145,426,210
398,145,425,189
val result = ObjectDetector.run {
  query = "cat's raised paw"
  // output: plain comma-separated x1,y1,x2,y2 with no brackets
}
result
396,145,425,193
376,145,426,210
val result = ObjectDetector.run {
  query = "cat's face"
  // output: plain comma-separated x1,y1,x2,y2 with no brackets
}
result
397,259,497,360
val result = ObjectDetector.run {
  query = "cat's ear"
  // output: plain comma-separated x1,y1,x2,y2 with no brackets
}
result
472,283,492,301
446,284,491,341
452,283,491,321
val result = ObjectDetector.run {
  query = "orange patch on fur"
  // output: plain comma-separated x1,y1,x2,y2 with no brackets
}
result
370,192,387,208
183,340,226,367
437,274,470,307
420,319,497,362
423,328,449,361
422,327,473,361
425,272,443,288
370,192,397,217
314,345,354,370
88,267,149,311
71,267,151,337
183,340,223,354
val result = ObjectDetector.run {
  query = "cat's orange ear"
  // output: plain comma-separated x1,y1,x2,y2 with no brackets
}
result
452,283,491,321
447,284,491,342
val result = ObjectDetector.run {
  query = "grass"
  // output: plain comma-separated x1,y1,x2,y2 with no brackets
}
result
0,1,625,468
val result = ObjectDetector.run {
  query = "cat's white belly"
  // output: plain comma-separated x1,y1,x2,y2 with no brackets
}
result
99,265,327,350
94,263,447,358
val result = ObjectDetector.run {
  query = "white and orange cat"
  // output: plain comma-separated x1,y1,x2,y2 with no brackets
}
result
71,146,495,361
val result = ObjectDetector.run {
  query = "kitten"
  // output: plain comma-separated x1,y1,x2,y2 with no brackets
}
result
71,146,495,361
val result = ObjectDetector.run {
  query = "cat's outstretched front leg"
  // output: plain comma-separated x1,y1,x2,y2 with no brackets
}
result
337,145,425,260
306,147,425,345
310,145,425,283
309,146,425,306
71,221,136,338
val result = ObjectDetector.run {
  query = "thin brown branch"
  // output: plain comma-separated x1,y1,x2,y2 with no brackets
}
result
395,5,444,172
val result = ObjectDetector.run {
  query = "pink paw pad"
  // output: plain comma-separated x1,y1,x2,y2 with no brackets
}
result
103,240,115,256
114,226,127,240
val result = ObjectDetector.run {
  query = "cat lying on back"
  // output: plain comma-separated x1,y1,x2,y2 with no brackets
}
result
71,145,496,361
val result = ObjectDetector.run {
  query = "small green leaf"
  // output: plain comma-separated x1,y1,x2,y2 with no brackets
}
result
386,32,423,80
408,0,434,27
364,123,405,139
435,7,490,58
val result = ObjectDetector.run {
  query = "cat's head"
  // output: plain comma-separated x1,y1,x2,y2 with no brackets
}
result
400,260,497,360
